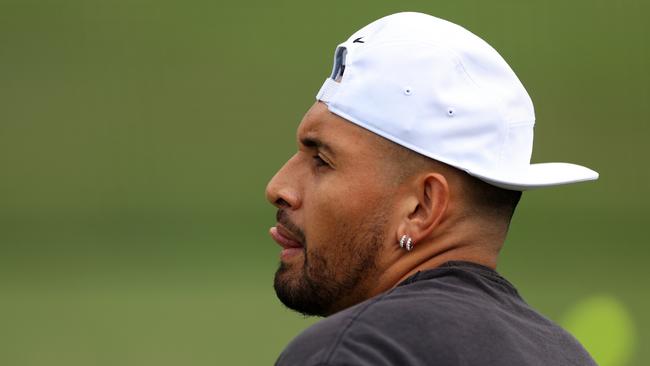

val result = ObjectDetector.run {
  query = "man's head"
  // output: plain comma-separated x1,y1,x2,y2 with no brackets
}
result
265,103,521,316
265,12,597,317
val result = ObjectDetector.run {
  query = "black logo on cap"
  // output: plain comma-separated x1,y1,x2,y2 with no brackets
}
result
353,37,365,43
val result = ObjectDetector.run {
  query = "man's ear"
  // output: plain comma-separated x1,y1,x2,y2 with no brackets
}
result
396,173,450,244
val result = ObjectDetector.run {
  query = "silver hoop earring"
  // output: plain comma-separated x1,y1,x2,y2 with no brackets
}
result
399,235,414,251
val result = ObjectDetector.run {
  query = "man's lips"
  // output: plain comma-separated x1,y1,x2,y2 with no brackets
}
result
269,223,304,250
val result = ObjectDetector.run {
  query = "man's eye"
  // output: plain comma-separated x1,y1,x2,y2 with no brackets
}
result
313,155,329,168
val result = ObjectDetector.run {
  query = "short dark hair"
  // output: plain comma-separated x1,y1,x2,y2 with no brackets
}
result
460,172,522,225
383,140,522,226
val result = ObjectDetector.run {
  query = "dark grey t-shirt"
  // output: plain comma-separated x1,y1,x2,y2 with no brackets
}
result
275,261,596,366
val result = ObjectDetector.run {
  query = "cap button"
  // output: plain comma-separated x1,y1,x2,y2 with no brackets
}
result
447,108,455,117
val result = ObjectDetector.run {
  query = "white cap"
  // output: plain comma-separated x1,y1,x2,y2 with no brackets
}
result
316,12,598,191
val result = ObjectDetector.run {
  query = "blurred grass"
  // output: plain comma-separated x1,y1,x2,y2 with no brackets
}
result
1,0,648,365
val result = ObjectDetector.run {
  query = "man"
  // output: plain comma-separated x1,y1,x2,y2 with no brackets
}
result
265,12,598,366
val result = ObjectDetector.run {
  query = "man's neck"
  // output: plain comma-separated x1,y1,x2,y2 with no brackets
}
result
393,245,497,286
368,222,503,299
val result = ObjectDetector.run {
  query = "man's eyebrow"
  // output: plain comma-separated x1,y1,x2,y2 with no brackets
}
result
300,136,336,156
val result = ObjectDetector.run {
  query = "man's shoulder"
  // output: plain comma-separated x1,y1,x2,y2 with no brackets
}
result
275,281,469,366
275,265,597,366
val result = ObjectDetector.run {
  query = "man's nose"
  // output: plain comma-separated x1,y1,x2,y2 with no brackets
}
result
265,154,302,210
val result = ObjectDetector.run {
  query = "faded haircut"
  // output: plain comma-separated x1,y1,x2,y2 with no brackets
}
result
381,139,522,226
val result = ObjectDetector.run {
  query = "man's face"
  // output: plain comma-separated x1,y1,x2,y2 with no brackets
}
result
265,102,400,316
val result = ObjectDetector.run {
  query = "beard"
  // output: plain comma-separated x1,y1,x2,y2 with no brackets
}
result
273,211,386,317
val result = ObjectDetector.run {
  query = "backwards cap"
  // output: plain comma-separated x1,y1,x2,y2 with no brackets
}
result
316,12,598,190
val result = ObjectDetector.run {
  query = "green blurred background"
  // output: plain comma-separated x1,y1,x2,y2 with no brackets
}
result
1,0,648,365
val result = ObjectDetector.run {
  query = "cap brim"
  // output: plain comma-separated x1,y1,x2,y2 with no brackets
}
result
469,163,599,191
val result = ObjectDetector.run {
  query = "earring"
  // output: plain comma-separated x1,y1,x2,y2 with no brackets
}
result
399,235,414,251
